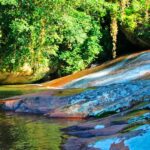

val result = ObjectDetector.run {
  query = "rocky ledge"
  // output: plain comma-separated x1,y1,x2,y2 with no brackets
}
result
1,80,150,118
1,79,150,150
0,50,150,150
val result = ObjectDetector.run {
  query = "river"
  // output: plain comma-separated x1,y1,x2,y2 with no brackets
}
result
0,88,83,150
0,50,150,150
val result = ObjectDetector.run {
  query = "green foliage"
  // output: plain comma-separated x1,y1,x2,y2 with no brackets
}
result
0,0,149,81
121,0,150,47
56,11,102,75
0,0,104,76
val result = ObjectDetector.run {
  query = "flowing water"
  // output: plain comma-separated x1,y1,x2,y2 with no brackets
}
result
63,51,150,88
0,50,149,149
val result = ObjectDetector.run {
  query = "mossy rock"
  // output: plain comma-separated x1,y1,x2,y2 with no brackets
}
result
0,63,49,84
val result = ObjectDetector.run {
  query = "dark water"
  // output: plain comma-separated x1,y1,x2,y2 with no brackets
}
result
0,85,47,99
0,112,64,150
0,87,82,150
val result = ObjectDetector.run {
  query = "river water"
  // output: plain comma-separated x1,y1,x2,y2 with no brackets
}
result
63,51,150,88
0,50,149,150
0,88,83,150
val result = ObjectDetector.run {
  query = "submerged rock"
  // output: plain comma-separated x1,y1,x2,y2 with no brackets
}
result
0,63,49,84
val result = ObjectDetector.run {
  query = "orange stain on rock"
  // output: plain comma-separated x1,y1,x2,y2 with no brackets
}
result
0,98,21,104
42,50,150,88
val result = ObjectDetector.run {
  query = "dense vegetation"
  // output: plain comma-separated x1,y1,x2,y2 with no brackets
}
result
0,0,149,83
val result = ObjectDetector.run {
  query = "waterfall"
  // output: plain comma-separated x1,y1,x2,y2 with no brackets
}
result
63,51,150,88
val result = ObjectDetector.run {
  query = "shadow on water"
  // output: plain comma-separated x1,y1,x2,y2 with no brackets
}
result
0,84,50,99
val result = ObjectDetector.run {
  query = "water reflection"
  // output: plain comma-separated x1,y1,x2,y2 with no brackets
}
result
0,112,82,150
0,84,83,150
0,85,49,99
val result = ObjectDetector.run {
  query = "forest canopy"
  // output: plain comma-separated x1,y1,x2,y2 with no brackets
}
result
0,0,149,83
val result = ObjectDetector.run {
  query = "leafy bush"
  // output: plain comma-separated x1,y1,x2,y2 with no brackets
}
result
122,0,150,47
0,0,149,82
0,0,104,76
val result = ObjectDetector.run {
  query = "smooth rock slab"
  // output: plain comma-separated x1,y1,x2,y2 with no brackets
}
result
1,80,150,118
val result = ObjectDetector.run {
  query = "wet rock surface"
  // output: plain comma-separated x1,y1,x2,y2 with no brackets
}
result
0,64,49,84
63,51,150,88
63,102,150,150
0,50,150,149
2,80,150,119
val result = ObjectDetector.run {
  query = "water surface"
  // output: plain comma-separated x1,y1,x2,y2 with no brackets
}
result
0,88,83,150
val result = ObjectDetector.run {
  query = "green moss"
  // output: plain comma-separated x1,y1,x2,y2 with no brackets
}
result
131,102,150,110
120,123,143,133
95,111,117,119
54,88,86,97
112,109,150,124
127,109,150,117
